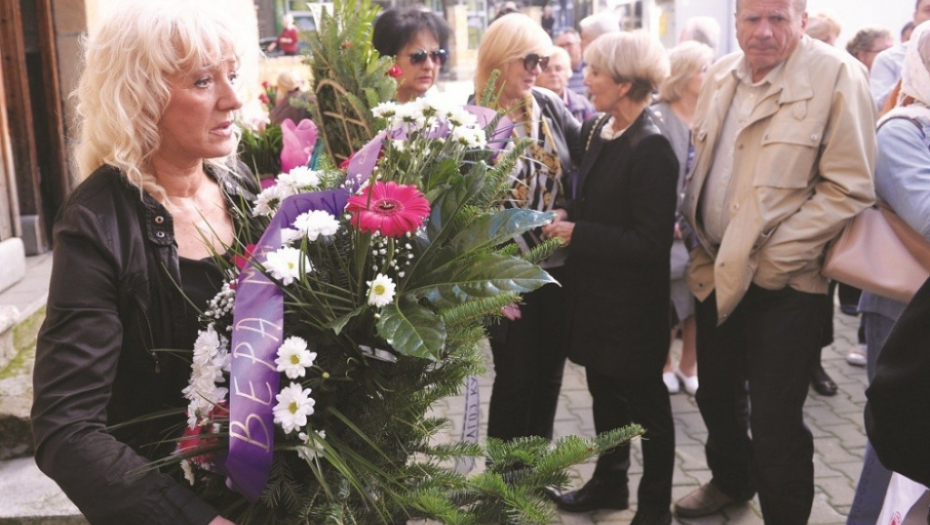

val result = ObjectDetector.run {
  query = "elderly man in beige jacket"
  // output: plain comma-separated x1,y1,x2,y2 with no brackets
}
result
673,0,876,523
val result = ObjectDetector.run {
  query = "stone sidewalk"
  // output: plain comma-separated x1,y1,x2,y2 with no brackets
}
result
434,310,868,525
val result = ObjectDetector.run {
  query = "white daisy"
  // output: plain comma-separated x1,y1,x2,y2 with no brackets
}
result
275,336,317,379
253,185,282,217
278,166,321,194
372,101,399,120
264,246,312,286
293,210,341,241
273,382,315,434
367,273,396,307
296,430,327,463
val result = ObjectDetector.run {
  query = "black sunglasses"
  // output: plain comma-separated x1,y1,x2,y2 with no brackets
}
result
408,49,447,65
523,53,550,72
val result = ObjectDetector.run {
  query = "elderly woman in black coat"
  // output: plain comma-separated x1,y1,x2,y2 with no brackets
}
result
543,31,677,525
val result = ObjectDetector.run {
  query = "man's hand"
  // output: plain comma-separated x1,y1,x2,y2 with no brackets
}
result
209,517,238,525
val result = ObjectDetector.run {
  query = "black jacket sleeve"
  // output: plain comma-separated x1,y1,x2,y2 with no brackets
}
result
31,203,219,525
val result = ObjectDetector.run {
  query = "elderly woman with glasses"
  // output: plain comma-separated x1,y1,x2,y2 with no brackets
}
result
372,7,450,103
543,31,676,524
474,12,582,444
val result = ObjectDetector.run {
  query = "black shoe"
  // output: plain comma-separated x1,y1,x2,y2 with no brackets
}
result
811,365,837,396
555,477,629,513
630,507,672,525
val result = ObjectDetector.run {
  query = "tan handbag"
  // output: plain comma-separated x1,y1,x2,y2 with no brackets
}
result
823,205,930,303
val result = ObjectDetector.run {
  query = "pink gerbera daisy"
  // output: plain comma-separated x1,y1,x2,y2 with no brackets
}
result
345,181,430,238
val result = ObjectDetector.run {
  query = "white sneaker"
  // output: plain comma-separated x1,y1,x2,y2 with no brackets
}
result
663,371,680,394
675,367,699,396
846,344,867,367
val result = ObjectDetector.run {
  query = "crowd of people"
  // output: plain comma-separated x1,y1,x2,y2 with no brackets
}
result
28,0,930,524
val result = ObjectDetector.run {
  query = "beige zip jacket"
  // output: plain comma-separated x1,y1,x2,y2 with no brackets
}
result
684,36,876,323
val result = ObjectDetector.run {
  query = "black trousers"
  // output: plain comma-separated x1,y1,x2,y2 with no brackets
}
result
695,285,824,525
586,362,674,510
487,266,568,441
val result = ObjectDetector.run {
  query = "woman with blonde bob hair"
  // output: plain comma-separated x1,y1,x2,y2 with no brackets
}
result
544,31,677,524
651,40,714,397
32,2,257,524
474,12,583,445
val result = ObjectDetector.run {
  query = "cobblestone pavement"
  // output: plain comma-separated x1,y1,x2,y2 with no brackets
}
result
431,309,867,525
427,78,869,523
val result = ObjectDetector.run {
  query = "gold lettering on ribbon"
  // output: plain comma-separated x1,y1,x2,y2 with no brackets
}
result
240,265,275,286
235,317,282,343
233,378,275,406
232,341,278,370
229,413,271,451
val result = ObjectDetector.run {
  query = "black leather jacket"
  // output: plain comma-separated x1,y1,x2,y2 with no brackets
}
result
32,163,259,525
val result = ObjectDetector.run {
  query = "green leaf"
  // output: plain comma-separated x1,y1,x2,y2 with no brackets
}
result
415,254,557,302
377,300,447,360
450,209,554,253
325,304,365,335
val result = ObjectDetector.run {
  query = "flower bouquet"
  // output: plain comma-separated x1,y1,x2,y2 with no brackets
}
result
167,96,641,525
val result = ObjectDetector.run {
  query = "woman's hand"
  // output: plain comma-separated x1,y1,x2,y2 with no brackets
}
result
541,220,575,246
209,517,238,525
502,303,522,321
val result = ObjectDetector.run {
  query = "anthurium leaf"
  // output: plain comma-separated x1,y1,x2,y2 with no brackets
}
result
425,174,467,241
325,305,366,335
377,300,446,361
450,209,554,253
414,253,557,302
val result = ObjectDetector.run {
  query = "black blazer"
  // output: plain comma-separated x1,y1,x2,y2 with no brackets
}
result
566,108,679,378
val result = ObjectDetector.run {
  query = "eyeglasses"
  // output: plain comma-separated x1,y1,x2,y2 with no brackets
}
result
408,49,447,65
523,53,550,72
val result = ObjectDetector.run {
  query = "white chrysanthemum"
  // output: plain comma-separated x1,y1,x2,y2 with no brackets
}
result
273,382,315,434
372,101,399,119
293,210,340,241
264,246,312,286
184,324,230,428
253,185,282,217
280,227,302,245
367,273,396,307
181,460,196,485
275,336,317,379
393,104,428,134
451,125,487,148
296,430,327,463
278,166,321,194
391,139,406,152
444,107,478,128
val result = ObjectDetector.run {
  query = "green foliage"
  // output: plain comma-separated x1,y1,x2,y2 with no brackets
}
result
238,124,283,178
307,0,395,165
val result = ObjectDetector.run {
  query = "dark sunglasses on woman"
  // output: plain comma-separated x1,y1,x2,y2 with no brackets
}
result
408,49,448,65
523,53,550,72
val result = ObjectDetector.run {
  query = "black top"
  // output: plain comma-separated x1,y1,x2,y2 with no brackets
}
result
178,256,226,349
566,109,680,377
32,163,258,525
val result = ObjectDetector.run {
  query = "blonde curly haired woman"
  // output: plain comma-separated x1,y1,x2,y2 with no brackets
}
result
31,3,258,523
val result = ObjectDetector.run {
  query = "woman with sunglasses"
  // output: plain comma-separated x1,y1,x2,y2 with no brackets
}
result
474,12,582,444
542,31,676,524
372,7,450,103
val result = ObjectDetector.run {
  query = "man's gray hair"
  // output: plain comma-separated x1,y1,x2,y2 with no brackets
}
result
737,0,807,13
579,12,622,39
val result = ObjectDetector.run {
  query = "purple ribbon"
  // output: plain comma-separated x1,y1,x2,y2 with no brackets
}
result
226,190,349,501
225,106,510,501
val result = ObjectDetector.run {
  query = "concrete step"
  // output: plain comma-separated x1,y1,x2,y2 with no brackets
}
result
0,457,87,524
0,305,46,460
